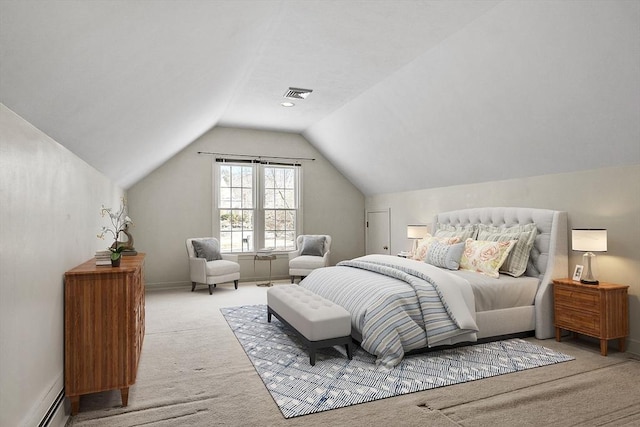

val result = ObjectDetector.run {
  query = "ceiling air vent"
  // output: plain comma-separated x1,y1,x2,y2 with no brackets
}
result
284,87,313,100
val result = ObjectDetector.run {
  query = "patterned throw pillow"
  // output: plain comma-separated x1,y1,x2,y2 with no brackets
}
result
192,239,222,261
477,223,538,277
425,241,465,270
412,235,460,261
459,238,517,278
433,223,478,241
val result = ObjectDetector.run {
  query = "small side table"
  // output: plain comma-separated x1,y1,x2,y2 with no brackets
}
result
254,254,276,287
553,278,629,356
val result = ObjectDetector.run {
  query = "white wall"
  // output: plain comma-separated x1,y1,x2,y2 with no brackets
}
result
366,164,640,355
306,0,639,196
0,104,124,426
127,126,365,287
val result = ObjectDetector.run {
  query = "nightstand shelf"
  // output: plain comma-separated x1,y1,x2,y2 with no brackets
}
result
553,278,628,356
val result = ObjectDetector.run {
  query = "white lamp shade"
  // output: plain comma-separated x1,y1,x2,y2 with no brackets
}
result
407,225,429,239
572,229,607,252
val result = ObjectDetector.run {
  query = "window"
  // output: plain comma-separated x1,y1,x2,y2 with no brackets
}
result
218,163,254,253
263,166,297,251
216,161,300,253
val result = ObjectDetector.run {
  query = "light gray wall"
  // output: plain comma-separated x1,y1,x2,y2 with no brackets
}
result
0,104,124,426
366,164,640,355
127,126,365,287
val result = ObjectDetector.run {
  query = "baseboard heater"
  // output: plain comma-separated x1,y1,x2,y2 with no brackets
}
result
39,388,65,427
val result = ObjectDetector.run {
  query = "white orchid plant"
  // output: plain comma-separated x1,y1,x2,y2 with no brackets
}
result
97,197,134,259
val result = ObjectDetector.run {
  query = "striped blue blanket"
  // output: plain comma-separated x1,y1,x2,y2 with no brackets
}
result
300,255,478,368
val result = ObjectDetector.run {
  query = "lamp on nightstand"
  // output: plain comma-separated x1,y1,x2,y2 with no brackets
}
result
407,224,429,256
572,229,607,285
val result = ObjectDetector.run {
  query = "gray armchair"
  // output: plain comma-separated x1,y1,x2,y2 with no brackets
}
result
186,237,240,295
288,235,331,283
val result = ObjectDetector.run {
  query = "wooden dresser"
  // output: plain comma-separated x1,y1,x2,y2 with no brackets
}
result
553,278,628,356
64,254,145,415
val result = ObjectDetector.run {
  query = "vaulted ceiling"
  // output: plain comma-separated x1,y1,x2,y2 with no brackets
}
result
1,1,638,195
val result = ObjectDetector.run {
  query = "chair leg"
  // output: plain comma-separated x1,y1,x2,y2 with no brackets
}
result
291,276,295,283
234,280,238,290
191,282,196,292
208,284,214,295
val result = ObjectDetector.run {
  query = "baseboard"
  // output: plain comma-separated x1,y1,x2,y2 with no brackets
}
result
145,281,191,291
38,388,67,427
146,276,291,291
238,275,290,283
627,336,640,356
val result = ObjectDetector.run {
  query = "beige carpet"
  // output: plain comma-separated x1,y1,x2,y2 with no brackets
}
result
67,282,640,427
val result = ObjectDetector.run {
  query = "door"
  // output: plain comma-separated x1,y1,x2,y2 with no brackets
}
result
366,209,390,255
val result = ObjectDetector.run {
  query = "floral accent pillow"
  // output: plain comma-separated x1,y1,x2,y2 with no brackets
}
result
412,235,460,261
476,223,538,277
459,238,517,278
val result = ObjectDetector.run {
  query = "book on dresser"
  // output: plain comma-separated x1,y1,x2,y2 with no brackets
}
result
94,250,111,266
64,253,146,415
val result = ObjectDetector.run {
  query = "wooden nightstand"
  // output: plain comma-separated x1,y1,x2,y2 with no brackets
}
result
553,278,629,356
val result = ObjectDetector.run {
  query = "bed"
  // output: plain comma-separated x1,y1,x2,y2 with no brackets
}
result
300,207,568,368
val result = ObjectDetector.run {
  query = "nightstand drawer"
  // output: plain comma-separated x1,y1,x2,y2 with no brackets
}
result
554,287,599,312
555,307,600,336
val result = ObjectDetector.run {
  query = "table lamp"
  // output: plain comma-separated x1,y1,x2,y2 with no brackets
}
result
407,225,429,255
571,228,607,285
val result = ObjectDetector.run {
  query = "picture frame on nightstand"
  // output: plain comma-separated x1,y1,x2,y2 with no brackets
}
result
572,265,583,281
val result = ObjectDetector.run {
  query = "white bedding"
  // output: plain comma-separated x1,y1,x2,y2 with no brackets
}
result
447,269,540,312
300,254,478,368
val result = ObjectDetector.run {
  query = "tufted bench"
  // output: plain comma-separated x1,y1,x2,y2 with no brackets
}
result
267,285,352,366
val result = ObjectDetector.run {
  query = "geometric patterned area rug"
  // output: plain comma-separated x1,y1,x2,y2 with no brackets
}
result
221,304,574,419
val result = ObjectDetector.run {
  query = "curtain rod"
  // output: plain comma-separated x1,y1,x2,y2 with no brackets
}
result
197,151,315,162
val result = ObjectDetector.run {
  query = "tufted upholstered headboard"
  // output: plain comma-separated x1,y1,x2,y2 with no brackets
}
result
433,207,569,339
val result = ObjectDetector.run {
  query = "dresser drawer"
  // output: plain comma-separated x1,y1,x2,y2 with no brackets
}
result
555,307,600,336
555,286,599,313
